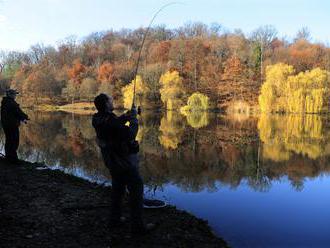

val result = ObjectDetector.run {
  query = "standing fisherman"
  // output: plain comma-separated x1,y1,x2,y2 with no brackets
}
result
91,3,177,235
1,89,29,163
92,93,154,235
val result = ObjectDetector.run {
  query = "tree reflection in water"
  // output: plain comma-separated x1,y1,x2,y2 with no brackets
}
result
181,111,209,129
158,111,185,149
258,114,330,160
0,111,330,192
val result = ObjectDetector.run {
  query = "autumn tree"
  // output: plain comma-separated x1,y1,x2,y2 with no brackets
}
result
79,77,98,101
199,38,227,95
57,37,77,66
22,65,63,103
149,41,171,64
111,43,129,62
64,59,87,103
140,63,164,103
97,62,115,83
67,59,86,84
251,25,278,81
180,92,210,129
294,27,311,42
9,66,28,93
222,55,246,82
28,44,47,64
2,23,330,110
259,63,329,113
168,40,186,75
259,63,295,112
180,92,210,112
159,70,186,110
286,68,329,113
122,75,149,109
288,40,326,72
181,39,210,91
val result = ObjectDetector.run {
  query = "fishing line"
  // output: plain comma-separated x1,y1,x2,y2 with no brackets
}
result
132,2,183,108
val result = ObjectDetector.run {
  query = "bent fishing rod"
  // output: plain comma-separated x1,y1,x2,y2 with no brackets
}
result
131,2,181,110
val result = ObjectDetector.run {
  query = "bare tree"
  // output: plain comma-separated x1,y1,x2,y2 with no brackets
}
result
250,25,278,79
28,44,47,64
295,27,311,41
251,25,278,48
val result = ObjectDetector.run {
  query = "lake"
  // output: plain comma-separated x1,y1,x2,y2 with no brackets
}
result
1,110,330,248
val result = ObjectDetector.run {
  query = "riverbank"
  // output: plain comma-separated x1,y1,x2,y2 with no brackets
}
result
0,158,227,248
25,102,225,115
32,102,96,115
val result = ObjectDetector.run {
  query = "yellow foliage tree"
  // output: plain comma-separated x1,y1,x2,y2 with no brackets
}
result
122,75,149,109
259,63,329,113
180,92,210,112
259,63,295,113
286,68,329,113
180,92,210,129
159,70,185,110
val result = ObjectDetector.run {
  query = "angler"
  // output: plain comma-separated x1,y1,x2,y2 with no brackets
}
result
92,3,179,235
1,89,29,163
92,93,155,235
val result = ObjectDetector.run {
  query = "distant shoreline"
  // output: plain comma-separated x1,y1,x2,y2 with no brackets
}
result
24,101,255,115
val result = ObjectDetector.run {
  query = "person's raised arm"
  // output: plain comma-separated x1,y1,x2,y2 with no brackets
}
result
12,101,29,122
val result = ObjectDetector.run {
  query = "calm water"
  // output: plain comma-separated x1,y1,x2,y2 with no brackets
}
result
1,111,330,248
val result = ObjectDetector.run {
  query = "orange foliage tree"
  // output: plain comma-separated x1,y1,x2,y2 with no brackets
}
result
222,55,246,82
97,62,115,83
65,59,87,103
149,41,172,63
67,59,86,84
288,40,326,72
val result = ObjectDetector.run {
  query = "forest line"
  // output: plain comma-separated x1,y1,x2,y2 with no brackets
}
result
0,23,330,112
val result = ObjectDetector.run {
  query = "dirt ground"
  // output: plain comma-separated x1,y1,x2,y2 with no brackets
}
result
0,158,227,248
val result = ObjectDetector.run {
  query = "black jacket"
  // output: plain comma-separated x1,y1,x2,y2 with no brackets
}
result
1,97,29,129
92,111,139,156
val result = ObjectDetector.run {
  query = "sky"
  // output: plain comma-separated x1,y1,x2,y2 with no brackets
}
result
0,0,329,51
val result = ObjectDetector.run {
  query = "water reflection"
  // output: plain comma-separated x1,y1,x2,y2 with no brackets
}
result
158,111,185,150
1,111,330,247
0,111,329,193
181,111,209,129
258,114,330,160
16,112,110,183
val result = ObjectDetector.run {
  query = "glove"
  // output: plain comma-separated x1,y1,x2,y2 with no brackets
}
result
131,105,138,118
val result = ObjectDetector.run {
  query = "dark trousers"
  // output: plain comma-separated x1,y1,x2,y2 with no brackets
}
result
3,126,19,161
101,149,144,229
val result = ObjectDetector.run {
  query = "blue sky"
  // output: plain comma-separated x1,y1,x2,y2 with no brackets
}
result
0,0,329,51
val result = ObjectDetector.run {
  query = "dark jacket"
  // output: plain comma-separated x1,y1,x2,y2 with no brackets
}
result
1,97,29,129
92,111,139,157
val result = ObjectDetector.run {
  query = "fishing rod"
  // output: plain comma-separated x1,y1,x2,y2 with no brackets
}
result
131,2,181,110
